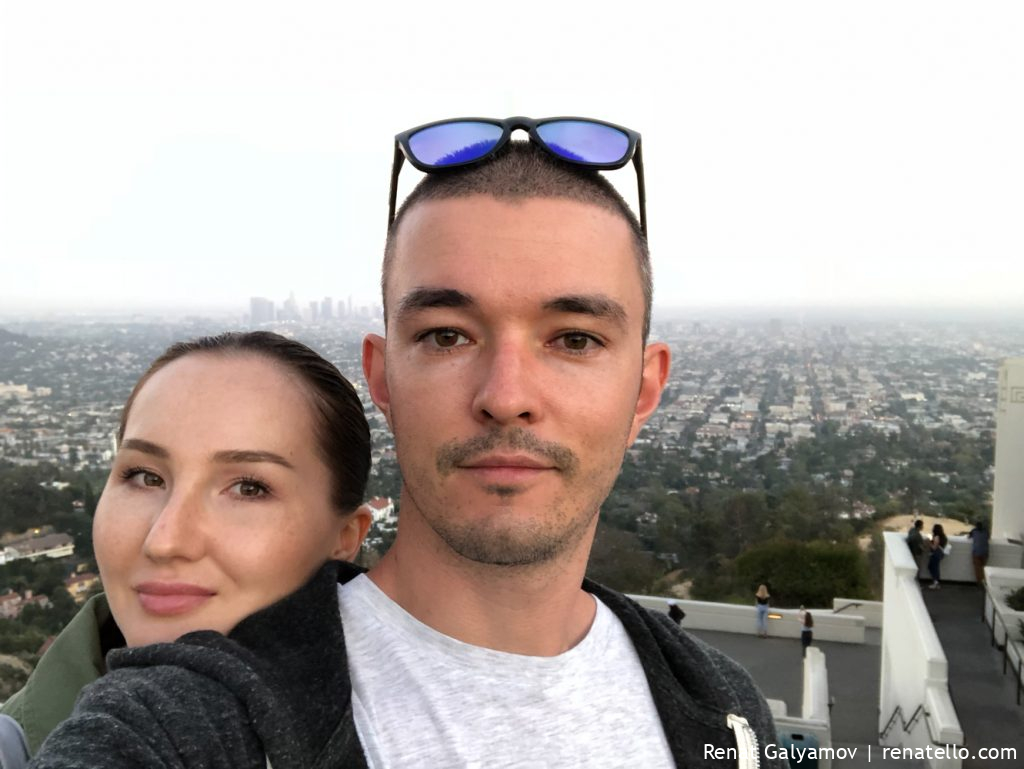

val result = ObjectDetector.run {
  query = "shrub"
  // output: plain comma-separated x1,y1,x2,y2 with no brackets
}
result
732,540,872,607
1005,586,1024,612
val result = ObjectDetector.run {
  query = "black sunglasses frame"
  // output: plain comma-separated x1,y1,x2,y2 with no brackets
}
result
388,116,647,238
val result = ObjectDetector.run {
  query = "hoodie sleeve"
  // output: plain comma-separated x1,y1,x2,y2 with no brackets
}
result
28,666,265,769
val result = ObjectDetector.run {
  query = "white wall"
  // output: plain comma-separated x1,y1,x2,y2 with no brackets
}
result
628,595,866,643
994,358,1024,541
771,647,833,769
916,537,1023,583
879,532,964,768
982,566,1024,646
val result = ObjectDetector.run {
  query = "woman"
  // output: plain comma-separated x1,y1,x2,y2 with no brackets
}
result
755,584,770,638
2,332,371,768
928,523,948,589
800,610,813,657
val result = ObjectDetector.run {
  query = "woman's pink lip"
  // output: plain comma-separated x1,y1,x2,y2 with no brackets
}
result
135,582,215,616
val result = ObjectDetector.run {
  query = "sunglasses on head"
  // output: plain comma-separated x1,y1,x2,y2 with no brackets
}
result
388,116,646,237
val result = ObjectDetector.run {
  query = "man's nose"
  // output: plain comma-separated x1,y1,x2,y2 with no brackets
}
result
471,337,542,426
141,486,205,562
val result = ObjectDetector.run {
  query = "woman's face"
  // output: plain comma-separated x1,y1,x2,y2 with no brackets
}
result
94,353,365,647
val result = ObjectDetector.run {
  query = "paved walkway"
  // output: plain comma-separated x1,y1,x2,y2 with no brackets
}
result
687,627,882,745
922,582,1024,769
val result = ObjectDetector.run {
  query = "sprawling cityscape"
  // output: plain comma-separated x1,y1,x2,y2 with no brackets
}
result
1,302,1022,722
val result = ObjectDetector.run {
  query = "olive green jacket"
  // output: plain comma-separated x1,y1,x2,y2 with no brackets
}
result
0,594,111,756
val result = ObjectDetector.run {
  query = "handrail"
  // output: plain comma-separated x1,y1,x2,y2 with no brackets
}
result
880,703,962,749
985,590,1024,705
832,601,863,615
880,704,924,741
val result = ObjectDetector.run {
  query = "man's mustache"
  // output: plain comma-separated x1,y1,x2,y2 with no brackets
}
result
436,428,579,478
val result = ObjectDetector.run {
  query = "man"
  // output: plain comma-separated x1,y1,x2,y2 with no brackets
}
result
354,119,783,768
906,518,925,577
968,520,990,584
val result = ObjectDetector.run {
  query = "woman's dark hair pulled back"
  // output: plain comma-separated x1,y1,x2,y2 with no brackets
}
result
117,331,370,514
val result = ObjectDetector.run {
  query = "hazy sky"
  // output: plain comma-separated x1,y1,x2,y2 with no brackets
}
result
2,1,1022,316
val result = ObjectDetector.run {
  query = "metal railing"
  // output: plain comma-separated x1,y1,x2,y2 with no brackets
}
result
982,589,1024,705
879,703,925,741
832,601,862,615
880,702,963,749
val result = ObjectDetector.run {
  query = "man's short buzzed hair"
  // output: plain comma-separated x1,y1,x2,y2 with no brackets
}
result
382,141,653,342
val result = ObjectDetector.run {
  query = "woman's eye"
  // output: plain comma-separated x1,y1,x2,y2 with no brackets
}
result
422,329,470,349
122,468,165,488
229,479,270,499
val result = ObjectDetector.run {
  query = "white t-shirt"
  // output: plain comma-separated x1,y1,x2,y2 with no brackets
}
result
337,574,675,769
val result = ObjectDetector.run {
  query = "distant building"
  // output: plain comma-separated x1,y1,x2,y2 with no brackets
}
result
320,297,333,320
65,572,101,603
0,591,22,619
366,497,397,526
250,297,275,324
1,525,56,546
0,589,50,619
0,532,74,564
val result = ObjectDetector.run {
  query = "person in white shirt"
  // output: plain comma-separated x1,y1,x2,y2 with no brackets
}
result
353,117,785,768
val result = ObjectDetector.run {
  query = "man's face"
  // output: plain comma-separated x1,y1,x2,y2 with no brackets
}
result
364,195,669,567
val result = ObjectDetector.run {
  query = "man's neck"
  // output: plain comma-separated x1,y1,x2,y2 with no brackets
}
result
367,505,598,657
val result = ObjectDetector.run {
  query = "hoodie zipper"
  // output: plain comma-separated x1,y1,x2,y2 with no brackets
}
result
726,713,760,769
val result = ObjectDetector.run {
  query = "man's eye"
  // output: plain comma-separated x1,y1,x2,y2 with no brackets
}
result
557,332,602,352
422,329,470,349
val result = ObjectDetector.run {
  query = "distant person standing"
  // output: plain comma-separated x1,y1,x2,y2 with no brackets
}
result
667,600,685,625
800,610,814,657
928,524,948,589
906,519,925,577
755,584,771,638
968,520,990,584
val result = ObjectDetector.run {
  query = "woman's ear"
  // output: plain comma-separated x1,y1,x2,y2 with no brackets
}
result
332,504,373,562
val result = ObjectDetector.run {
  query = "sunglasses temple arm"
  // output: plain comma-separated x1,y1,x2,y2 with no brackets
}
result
388,142,405,230
633,139,648,240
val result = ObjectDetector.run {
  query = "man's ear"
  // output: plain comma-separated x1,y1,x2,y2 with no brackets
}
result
362,333,392,428
331,504,373,562
628,342,671,444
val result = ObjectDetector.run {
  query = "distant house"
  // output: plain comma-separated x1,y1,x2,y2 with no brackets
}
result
65,572,101,603
0,591,22,619
8,533,74,562
366,497,397,526
0,589,49,619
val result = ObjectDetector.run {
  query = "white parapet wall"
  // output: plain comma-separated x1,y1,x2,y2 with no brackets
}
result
982,566,1024,647
629,594,865,644
773,647,833,769
879,532,965,769
832,597,884,628
915,537,1024,583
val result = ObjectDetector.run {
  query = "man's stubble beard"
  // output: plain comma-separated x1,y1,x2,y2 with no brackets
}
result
395,423,627,568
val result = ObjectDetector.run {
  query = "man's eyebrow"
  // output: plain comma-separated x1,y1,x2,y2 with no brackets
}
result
543,294,628,328
395,287,474,321
212,450,295,469
119,438,169,458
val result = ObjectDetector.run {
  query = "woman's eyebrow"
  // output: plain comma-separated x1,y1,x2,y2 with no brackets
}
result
119,438,169,458
212,449,295,469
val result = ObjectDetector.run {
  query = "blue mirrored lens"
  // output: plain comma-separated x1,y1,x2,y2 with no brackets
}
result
407,122,503,167
536,121,630,164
